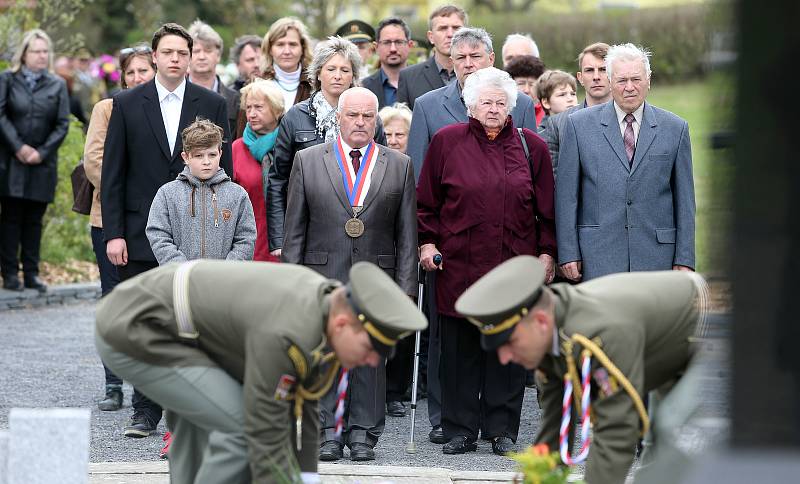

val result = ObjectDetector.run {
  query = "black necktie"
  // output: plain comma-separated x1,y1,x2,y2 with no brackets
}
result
350,149,361,173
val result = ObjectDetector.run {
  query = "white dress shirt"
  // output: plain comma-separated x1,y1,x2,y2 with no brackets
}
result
614,101,645,145
154,77,187,156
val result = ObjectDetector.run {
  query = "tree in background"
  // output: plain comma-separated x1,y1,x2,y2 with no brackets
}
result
0,0,89,62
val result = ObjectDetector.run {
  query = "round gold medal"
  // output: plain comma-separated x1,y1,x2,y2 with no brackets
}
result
345,218,365,238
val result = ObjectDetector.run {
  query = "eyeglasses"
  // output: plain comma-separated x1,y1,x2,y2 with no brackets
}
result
377,40,408,47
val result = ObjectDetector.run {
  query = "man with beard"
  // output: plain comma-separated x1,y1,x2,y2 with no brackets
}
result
360,18,414,110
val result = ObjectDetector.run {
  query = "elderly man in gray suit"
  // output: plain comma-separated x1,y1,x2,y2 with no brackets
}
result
407,27,539,179
282,86,417,462
556,43,695,282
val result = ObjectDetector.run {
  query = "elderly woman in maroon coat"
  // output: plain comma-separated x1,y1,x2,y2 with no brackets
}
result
417,67,556,456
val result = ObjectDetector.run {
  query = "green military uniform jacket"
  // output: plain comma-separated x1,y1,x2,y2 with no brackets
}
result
96,260,340,482
535,271,701,484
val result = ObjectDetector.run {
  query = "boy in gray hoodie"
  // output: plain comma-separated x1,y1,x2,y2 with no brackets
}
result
146,119,256,265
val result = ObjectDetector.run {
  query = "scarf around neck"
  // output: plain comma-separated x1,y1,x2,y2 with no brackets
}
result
311,91,339,142
273,63,302,91
243,123,279,163
21,67,44,90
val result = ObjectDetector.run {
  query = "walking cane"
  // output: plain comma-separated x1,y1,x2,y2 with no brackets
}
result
406,253,441,454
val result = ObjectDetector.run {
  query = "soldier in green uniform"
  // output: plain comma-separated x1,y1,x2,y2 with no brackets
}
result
455,255,708,484
95,260,427,484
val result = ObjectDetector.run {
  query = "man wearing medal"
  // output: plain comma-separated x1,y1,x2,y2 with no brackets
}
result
282,86,418,461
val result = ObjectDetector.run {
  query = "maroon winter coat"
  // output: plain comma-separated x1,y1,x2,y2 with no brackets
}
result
417,116,556,316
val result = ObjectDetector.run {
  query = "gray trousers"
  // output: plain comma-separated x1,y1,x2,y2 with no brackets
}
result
319,360,386,447
95,334,249,484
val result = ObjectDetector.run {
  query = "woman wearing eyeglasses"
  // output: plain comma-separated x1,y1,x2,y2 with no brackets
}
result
83,44,155,414
0,29,70,292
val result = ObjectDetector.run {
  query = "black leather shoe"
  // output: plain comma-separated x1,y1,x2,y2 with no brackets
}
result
491,436,514,455
23,275,47,293
123,413,156,438
428,425,446,444
443,435,477,454
2,275,23,291
319,440,343,461
349,442,375,461
386,401,406,417
98,386,123,411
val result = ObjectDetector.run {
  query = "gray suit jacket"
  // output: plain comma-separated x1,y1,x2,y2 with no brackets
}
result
555,101,696,280
538,103,583,178
407,81,539,179
282,142,418,295
396,57,445,111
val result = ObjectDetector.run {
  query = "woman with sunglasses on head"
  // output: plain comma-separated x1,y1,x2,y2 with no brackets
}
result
83,44,155,415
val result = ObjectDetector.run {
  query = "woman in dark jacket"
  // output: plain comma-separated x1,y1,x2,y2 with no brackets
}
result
416,67,556,456
266,36,386,256
0,29,70,291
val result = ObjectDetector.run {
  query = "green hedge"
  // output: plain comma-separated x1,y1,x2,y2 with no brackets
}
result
41,119,94,263
410,4,712,83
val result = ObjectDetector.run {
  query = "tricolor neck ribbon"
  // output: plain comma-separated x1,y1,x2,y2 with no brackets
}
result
334,138,377,207
560,353,592,465
333,369,349,438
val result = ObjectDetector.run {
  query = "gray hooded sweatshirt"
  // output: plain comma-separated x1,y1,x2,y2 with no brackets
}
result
146,166,256,264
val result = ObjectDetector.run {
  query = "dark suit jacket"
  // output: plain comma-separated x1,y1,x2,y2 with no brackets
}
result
396,57,446,110
267,97,386,251
360,69,387,109
216,76,241,138
282,142,417,296
101,79,233,261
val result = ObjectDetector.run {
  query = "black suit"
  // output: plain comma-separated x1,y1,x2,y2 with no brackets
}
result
396,57,446,110
360,69,387,109
215,76,241,139
101,79,232,423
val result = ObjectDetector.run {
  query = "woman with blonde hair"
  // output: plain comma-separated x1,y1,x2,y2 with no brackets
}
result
232,79,285,262
378,103,412,154
0,29,69,292
259,17,314,110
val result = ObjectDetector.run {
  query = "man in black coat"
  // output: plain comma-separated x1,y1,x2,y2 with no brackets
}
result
360,18,413,110
396,5,466,110
101,22,232,439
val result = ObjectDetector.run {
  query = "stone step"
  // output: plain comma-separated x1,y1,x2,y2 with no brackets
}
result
88,462,520,483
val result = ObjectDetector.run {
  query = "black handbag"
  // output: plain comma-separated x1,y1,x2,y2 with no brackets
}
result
70,160,94,215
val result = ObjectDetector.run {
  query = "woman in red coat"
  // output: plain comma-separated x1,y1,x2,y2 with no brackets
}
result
232,80,285,261
417,67,556,456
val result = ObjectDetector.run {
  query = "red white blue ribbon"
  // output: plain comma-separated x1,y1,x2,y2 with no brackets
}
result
559,354,592,465
334,137,377,207
333,369,349,438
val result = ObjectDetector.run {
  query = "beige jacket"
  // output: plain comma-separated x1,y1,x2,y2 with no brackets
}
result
83,98,113,228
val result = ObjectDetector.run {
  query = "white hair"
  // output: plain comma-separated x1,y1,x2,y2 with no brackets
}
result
502,33,540,59
462,67,518,112
605,43,652,80
338,86,379,112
